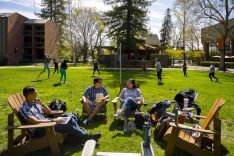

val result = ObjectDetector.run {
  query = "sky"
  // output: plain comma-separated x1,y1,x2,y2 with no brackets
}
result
0,0,175,36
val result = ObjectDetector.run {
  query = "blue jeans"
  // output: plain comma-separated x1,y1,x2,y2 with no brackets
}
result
35,113,86,138
121,97,138,117
54,113,85,137
60,68,67,83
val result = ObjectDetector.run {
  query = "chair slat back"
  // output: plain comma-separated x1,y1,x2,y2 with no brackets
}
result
8,93,25,124
201,99,225,129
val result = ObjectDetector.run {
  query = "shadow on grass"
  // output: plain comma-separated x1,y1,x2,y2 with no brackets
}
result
109,119,124,131
53,83,62,87
81,115,107,130
31,80,43,82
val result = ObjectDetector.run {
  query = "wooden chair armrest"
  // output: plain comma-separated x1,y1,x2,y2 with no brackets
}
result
168,122,214,134
6,122,56,129
50,110,64,115
111,97,119,103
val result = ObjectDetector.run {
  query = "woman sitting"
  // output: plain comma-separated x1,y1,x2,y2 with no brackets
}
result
115,79,143,132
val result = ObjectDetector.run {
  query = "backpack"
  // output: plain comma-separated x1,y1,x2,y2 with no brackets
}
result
148,100,171,123
174,88,201,115
48,99,67,112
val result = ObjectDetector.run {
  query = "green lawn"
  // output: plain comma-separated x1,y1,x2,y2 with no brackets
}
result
0,67,233,155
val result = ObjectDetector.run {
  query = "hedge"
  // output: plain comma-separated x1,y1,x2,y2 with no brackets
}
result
200,61,234,68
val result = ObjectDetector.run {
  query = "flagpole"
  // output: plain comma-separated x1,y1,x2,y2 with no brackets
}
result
120,43,122,85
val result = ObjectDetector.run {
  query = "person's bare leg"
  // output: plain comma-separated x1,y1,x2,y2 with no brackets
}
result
83,101,91,116
88,102,105,120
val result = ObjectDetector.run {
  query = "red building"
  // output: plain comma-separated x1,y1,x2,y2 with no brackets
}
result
0,12,58,65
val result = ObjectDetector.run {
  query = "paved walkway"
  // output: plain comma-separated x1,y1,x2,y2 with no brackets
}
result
0,65,233,73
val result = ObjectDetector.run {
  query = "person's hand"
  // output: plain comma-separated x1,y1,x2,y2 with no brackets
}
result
53,118,65,124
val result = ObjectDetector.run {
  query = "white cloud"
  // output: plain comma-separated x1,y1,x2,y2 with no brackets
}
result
80,0,111,11
0,8,37,18
0,0,42,9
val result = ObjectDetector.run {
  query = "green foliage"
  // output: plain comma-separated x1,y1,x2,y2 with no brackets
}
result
165,49,204,61
201,61,234,68
104,0,155,50
165,48,183,59
58,40,72,59
0,68,233,155
36,0,67,29
160,8,173,50
186,50,204,60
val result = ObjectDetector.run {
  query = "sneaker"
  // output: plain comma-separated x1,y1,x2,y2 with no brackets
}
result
83,119,90,126
114,110,123,119
91,133,102,141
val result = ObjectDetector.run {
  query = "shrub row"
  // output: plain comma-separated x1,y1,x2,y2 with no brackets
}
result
200,61,234,68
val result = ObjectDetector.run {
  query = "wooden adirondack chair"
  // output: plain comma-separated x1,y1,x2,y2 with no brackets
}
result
164,98,225,156
111,83,147,115
4,93,64,156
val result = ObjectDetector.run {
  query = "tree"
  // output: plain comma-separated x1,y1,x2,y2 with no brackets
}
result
36,0,67,39
173,0,195,65
194,0,234,71
160,8,173,53
69,7,107,63
104,0,155,52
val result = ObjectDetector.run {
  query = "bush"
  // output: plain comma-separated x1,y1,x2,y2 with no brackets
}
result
0,57,8,65
200,61,234,68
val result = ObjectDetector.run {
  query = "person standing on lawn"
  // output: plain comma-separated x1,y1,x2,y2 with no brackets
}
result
142,57,146,76
209,63,218,82
60,60,68,84
37,56,51,79
92,59,100,76
183,63,187,77
155,58,162,84
53,59,59,75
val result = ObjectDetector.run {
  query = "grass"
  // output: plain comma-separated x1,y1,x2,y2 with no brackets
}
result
0,67,233,155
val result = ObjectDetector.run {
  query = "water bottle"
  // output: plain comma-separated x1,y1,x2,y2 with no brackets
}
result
143,122,150,147
175,107,179,125
183,98,189,116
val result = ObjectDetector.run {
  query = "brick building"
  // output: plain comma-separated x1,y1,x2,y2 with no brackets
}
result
201,18,234,61
0,12,58,65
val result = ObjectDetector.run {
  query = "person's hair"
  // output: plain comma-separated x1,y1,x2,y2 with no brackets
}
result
63,60,67,64
23,86,36,97
155,58,158,62
94,77,102,85
127,79,137,88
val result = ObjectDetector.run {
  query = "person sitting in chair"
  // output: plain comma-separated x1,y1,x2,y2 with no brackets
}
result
19,86,101,143
114,79,143,132
82,77,109,126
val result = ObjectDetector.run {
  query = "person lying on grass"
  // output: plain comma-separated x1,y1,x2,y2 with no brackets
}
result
19,86,101,143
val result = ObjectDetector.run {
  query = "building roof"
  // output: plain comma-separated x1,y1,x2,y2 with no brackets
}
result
24,19,49,24
145,34,160,46
0,13,15,17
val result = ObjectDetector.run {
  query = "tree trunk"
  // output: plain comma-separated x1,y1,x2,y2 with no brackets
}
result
126,0,132,51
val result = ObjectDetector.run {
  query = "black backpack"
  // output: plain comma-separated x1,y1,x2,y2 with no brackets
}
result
174,88,201,115
48,99,67,112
